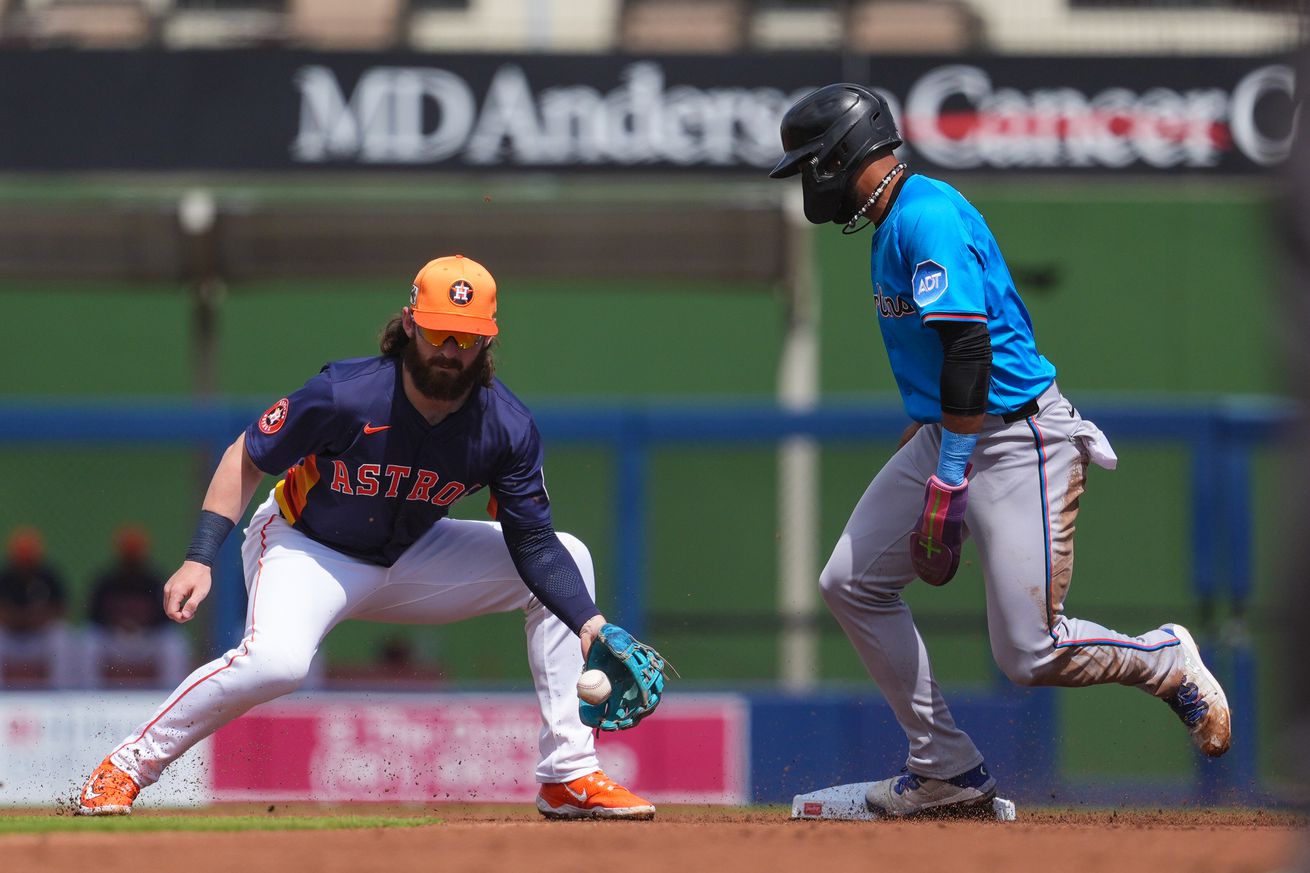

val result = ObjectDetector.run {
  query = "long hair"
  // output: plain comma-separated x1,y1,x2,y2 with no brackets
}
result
379,314,410,358
378,313,496,387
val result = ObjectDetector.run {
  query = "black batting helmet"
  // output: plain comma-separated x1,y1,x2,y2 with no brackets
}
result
769,84,903,225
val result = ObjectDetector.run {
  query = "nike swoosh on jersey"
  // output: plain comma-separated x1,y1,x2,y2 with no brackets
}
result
362,423,391,434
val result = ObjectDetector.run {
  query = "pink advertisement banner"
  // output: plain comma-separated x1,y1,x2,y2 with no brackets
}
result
211,693,748,804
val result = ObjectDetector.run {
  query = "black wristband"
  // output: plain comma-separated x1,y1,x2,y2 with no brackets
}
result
185,510,236,567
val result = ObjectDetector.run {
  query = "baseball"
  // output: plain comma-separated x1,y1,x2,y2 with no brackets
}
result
577,669,611,704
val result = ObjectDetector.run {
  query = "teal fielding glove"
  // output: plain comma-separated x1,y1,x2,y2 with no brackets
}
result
579,624,667,731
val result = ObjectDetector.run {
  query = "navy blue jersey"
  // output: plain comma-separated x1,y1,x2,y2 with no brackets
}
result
244,356,551,566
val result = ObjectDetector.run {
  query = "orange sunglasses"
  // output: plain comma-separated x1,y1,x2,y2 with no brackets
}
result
418,326,484,351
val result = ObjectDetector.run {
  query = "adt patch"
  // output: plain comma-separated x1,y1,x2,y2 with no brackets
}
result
912,260,948,307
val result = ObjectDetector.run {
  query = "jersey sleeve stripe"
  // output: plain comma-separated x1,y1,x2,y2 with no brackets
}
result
275,455,320,524
921,312,988,323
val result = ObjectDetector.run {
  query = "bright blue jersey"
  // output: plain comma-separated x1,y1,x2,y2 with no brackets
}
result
869,174,1056,423
244,356,550,566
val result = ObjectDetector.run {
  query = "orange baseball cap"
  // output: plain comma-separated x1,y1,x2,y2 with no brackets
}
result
409,254,499,337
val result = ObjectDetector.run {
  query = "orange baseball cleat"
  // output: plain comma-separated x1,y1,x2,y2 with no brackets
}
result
76,758,140,816
536,770,655,820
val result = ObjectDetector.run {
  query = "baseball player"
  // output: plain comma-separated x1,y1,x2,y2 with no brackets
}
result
76,254,657,820
769,85,1231,817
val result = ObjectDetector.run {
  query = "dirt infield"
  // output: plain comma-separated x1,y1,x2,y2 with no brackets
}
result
2,805,1302,873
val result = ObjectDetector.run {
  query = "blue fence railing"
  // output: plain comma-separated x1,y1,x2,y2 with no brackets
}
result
0,395,1294,802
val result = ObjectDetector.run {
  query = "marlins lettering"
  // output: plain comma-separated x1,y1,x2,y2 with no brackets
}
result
874,285,916,319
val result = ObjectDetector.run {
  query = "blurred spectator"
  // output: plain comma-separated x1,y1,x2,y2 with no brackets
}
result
0,526,79,688
81,525,191,688
326,633,446,689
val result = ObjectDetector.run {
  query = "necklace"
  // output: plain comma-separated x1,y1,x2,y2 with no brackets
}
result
842,162,908,235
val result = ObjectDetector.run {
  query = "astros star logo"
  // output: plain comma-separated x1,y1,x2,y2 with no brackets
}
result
258,398,289,435
449,280,473,306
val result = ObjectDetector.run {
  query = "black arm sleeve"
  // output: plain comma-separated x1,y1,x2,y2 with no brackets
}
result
931,321,992,417
501,523,601,635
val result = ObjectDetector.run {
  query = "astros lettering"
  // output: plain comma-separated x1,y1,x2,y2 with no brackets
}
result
326,459,473,506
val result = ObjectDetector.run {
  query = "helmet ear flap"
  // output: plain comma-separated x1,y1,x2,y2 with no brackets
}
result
798,157,848,224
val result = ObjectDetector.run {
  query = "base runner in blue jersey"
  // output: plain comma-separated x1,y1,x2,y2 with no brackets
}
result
75,255,662,820
770,85,1231,817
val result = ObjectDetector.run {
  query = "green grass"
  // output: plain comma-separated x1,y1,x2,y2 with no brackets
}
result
0,815,440,835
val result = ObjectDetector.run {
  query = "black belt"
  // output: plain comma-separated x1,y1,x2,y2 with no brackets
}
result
1000,397,1040,424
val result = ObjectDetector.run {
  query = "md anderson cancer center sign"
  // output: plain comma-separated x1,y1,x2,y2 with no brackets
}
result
0,51,1296,174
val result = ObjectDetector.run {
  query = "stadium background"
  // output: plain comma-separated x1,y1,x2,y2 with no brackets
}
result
0,0,1301,804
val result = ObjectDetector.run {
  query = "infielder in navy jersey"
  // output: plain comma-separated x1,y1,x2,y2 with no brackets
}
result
76,254,657,819
770,85,1231,817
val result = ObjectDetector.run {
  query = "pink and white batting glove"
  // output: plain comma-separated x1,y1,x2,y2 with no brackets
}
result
908,474,968,586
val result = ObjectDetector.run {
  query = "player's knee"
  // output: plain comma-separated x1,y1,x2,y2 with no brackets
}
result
991,647,1047,687
260,655,313,696
556,532,596,597
819,557,900,611
245,639,314,696
819,558,870,611
818,561,847,604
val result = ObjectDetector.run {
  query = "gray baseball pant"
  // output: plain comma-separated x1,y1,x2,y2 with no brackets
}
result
819,382,1185,779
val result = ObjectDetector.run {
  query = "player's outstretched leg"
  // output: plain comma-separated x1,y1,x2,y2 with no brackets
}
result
1158,624,1231,756
967,397,1232,758
77,503,355,815
864,762,997,819
75,631,327,816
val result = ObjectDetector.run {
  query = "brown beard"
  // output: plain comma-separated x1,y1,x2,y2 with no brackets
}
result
403,340,490,401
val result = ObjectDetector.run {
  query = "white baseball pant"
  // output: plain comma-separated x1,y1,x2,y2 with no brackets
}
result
819,383,1186,779
107,492,599,788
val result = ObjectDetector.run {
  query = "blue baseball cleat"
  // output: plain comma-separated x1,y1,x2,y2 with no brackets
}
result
864,762,997,818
